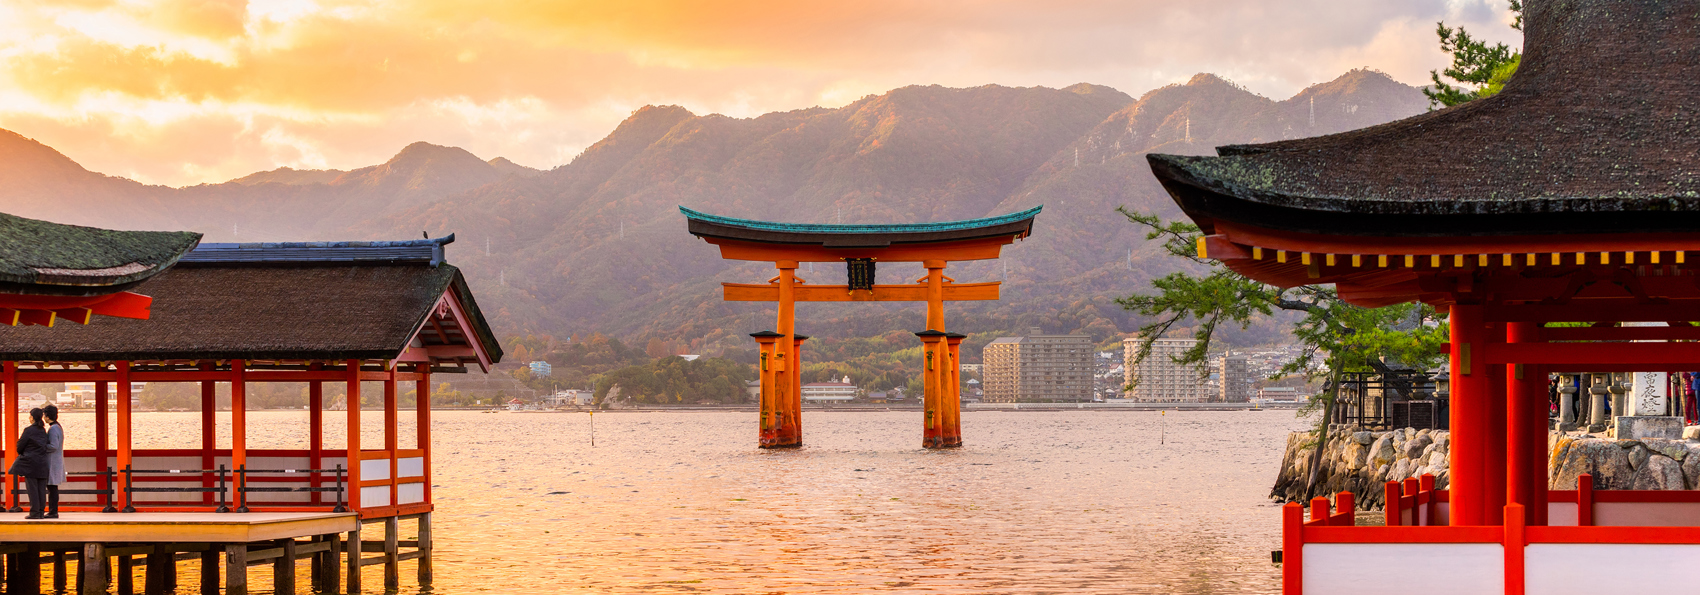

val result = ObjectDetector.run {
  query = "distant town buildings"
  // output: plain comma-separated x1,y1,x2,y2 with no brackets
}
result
1123,336,1205,402
1258,386,1302,401
802,377,858,403
1219,352,1253,402
982,327,1094,402
528,360,552,377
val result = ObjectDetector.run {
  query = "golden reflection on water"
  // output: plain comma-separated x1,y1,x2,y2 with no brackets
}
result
55,409,1307,594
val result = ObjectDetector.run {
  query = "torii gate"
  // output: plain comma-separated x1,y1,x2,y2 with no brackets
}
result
682,206,1041,449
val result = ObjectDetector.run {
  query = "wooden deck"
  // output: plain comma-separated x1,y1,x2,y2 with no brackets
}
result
0,512,358,543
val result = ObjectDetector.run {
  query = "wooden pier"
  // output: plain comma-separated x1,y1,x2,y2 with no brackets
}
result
0,237,504,594
0,512,431,594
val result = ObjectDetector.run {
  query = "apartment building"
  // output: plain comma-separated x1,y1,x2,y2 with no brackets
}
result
982,328,1094,402
1123,336,1205,402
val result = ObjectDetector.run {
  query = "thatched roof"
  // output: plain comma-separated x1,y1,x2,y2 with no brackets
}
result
1149,0,1700,237
0,212,200,296
0,238,502,368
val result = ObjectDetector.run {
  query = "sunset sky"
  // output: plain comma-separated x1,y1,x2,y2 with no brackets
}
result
0,0,1521,187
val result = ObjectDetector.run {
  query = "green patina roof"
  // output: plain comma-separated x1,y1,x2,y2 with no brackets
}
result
0,211,202,291
679,206,1043,235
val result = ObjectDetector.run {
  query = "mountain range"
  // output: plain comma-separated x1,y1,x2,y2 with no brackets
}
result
0,69,1429,357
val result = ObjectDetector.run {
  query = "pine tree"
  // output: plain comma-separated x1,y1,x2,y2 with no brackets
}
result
1424,1,1524,108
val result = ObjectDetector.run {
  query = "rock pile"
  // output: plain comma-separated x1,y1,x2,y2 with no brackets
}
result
1275,427,1700,508
1271,426,1449,509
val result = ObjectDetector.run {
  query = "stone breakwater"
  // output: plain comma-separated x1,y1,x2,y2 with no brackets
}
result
1272,427,1700,508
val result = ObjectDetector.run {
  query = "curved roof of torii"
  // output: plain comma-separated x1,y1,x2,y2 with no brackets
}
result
681,206,1041,249
1148,0,1700,239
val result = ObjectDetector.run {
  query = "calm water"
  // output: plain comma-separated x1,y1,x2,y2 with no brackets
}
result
52,409,1308,594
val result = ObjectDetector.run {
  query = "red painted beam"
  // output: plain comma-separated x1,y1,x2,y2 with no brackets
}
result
1485,303,1700,323
1542,327,1700,341
1484,342,1700,365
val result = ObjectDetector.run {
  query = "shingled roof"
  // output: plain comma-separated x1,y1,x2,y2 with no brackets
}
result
0,237,503,369
0,212,201,296
1148,0,1700,237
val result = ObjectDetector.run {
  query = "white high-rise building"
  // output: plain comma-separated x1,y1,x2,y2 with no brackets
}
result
1123,336,1205,402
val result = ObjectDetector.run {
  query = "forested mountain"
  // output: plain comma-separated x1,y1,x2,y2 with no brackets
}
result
0,70,1428,364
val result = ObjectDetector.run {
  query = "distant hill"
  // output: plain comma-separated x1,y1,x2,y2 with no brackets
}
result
0,70,1428,355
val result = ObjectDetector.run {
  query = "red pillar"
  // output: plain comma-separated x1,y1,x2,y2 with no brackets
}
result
791,335,808,444
385,367,399,510
346,360,363,512
1449,304,1488,525
2,361,16,510
417,367,432,505
1506,322,1549,526
116,361,133,511
200,363,216,505
916,330,947,449
231,360,247,476
1485,348,1508,526
95,379,109,505
309,378,324,505
750,332,783,448
943,333,965,447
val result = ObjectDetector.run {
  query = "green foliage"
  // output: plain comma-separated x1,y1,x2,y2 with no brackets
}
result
1424,1,1523,108
592,356,756,405
1116,207,1448,402
542,333,648,388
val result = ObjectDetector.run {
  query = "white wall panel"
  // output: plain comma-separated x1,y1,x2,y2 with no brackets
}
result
1305,543,1501,595
1527,544,1700,593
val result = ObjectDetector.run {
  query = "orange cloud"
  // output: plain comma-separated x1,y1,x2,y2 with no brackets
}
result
0,0,1523,186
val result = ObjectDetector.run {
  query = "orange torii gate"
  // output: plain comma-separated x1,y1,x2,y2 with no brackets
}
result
682,206,1041,449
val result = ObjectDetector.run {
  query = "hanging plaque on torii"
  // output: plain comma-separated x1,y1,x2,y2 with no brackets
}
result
681,205,1041,449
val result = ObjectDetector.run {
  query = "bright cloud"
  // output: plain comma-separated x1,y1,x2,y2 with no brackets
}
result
0,0,1522,186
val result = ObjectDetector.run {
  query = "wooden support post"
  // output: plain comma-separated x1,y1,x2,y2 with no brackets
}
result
772,260,801,447
324,533,341,594
231,360,248,509
1507,322,1549,526
24,545,42,595
3,361,18,511
345,526,361,595
790,334,807,444
417,513,433,585
164,549,176,591
750,332,783,448
117,361,133,512
943,334,965,447
922,260,948,449
1449,304,1488,525
417,368,433,507
310,536,322,591
223,545,246,595
346,360,363,513
385,369,399,511
384,516,400,590
144,546,165,595
55,549,68,593
1485,322,1508,526
915,330,947,449
96,378,110,509
310,378,324,506
199,551,217,595
83,544,107,595
200,364,216,506
275,539,295,595
117,554,133,595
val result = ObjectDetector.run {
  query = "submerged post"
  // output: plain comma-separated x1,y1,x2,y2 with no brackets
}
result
915,330,948,449
750,331,784,448
943,333,966,447
772,261,802,447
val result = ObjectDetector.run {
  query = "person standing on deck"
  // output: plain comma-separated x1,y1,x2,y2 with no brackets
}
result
44,405,63,518
9,408,51,519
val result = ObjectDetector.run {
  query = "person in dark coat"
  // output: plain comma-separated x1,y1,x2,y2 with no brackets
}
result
45,404,64,518
9,408,51,519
